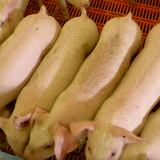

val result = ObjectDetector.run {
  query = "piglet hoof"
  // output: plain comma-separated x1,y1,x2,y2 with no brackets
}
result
13,114,32,129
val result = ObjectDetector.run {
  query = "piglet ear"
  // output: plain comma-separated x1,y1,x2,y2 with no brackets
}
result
4,0,19,18
30,107,49,127
29,107,49,128
13,113,32,130
0,117,8,130
70,121,97,141
54,124,78,160
34,106,48,114
113,125,145,144
32,107,48,120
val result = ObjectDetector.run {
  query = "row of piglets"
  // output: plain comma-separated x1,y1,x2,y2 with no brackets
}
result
0,0,44,44
0,6,99,158
0,3,149,160
1,2,159,160
8,11,142,160
70,23,160,160
57,0,136,20
0,5,61,118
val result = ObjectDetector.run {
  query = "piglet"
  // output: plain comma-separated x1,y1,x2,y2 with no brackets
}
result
24,12,142,160
0,5,61,118
0,7,98,158
70,23,160,160
0,0,44,44
120,107,160,160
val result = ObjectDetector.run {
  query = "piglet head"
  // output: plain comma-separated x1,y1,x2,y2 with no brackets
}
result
1,0,19,19
54,124,78,160
24,107,55,160
0,112,33,158
70,121,145,160
8,113,33,157
9,107,45,157
0,0,19,44
24,107,78,160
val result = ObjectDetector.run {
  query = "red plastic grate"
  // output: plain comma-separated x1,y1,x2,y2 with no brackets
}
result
23,0,160,40
1,0,160,159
